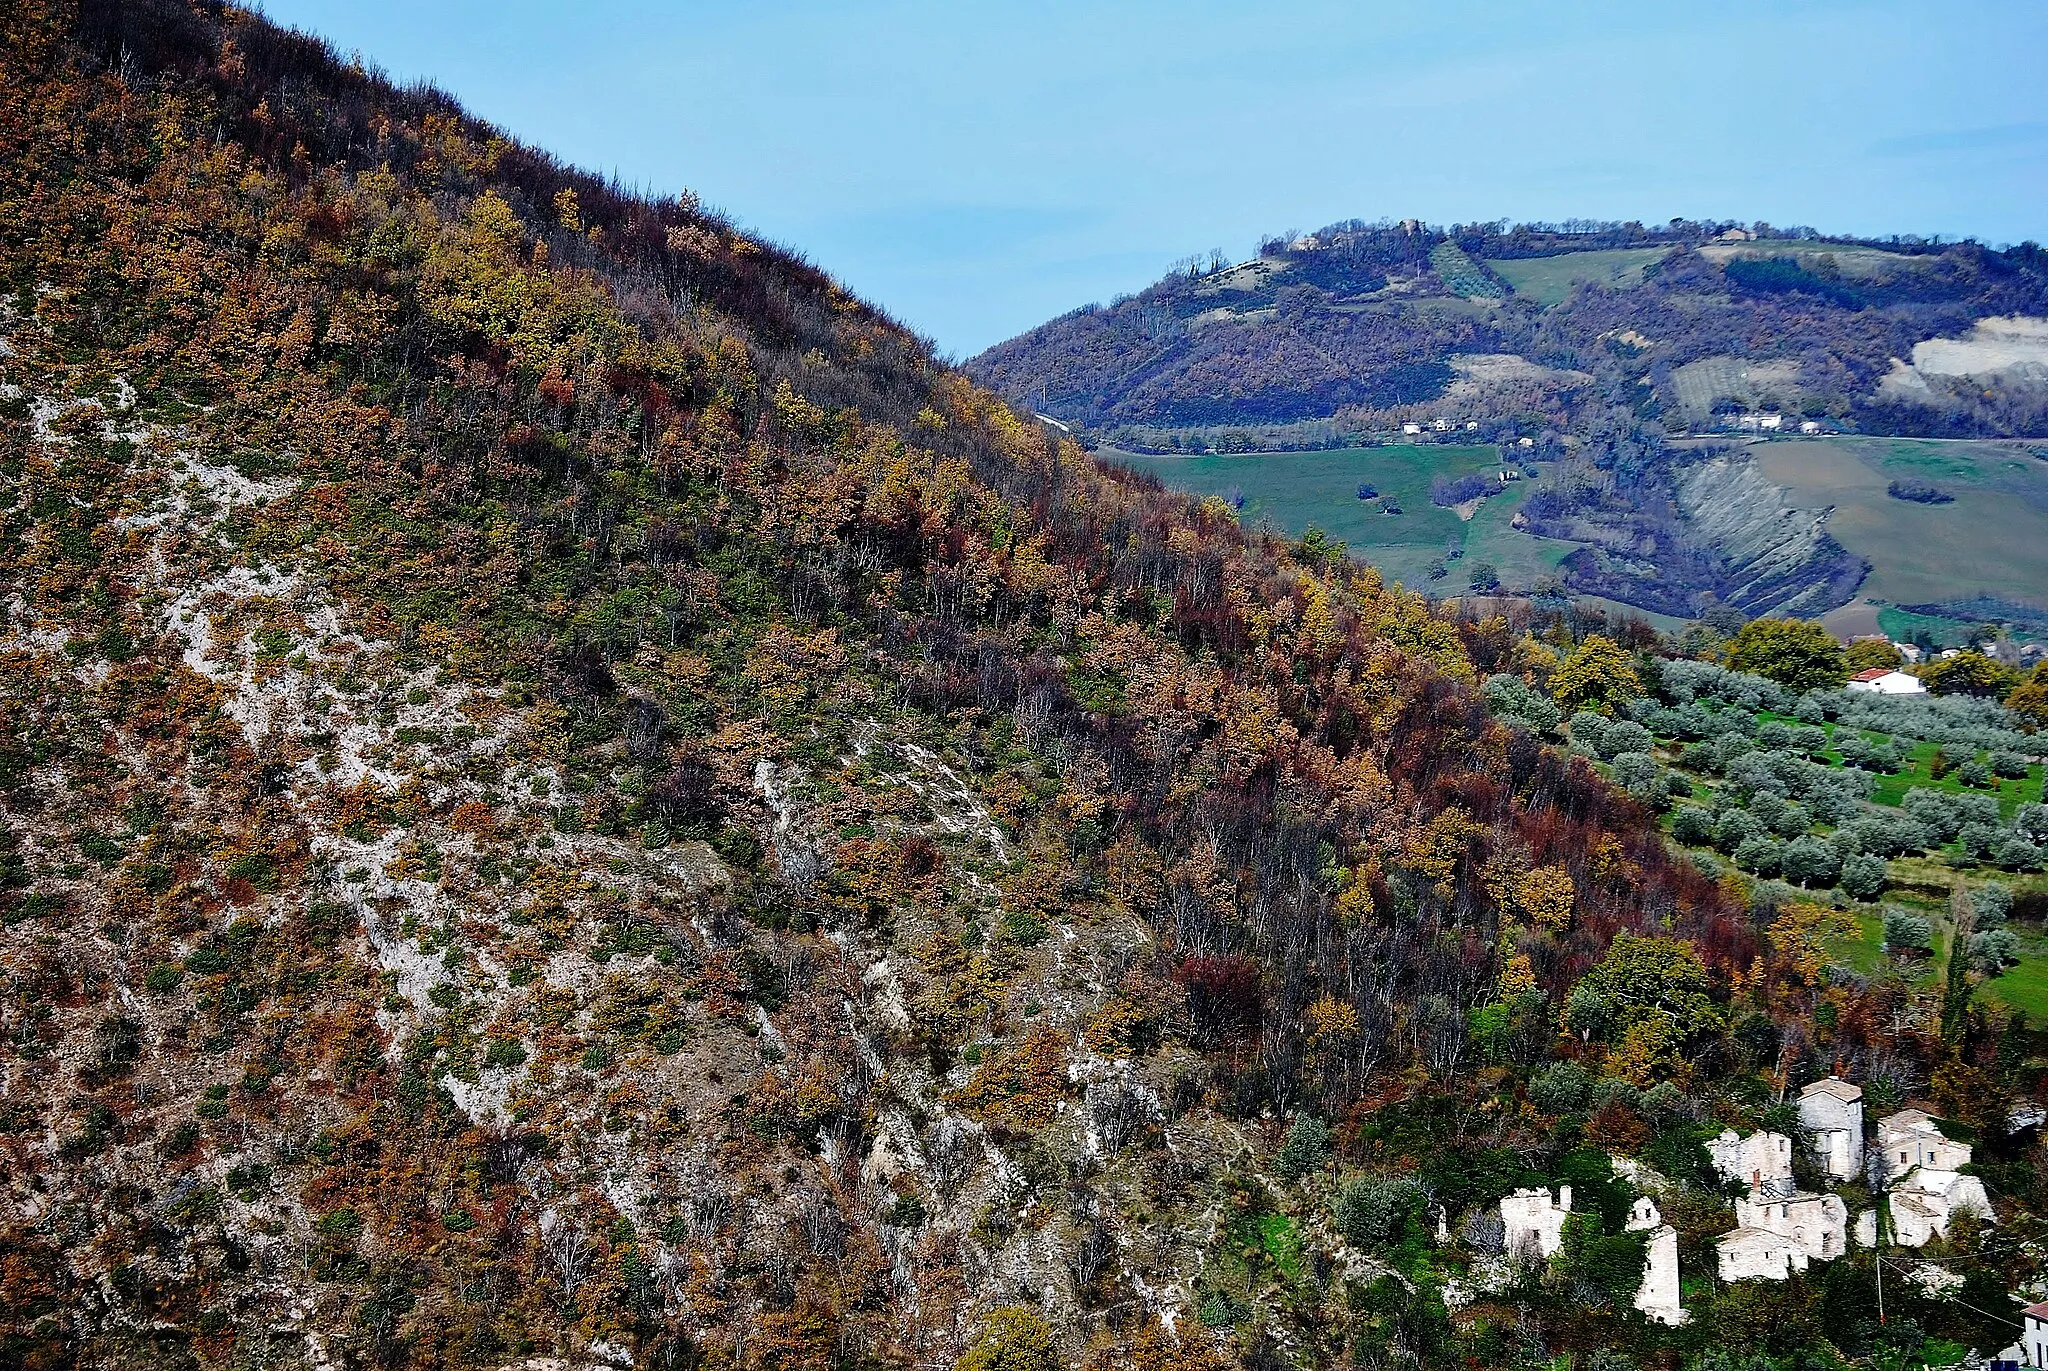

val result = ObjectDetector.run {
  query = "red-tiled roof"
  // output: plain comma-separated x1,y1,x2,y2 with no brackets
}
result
1851,668,1893,681
2023,1299,2048,1321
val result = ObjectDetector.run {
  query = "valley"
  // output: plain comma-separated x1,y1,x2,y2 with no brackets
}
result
1108,432,2048,643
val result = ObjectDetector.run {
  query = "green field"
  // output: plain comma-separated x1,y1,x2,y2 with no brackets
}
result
1102,444,1577,590
1485,248,1672,306
1875,605,1983,650
1752,437,2048,612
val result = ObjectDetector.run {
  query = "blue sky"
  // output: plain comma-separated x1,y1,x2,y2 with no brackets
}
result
258,0,2047,358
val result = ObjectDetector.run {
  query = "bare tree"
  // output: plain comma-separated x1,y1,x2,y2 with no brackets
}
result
538,1207,598,1300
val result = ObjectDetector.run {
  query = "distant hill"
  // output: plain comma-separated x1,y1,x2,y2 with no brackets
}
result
968,219,2048,449
969,221,2048,627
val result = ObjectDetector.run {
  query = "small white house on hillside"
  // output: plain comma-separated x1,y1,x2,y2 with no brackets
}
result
1847,668,1927,696
1878,1109,1972,1174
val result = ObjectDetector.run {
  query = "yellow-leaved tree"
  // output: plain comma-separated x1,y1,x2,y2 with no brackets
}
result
1547,635,1642,713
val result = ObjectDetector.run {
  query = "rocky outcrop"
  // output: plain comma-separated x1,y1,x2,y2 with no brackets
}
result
1674,456,1868,616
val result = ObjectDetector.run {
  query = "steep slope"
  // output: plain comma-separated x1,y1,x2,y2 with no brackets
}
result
2,8,2037,1371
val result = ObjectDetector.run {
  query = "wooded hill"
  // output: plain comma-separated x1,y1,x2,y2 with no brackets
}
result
968,219,2048,447
1,5,2043,1371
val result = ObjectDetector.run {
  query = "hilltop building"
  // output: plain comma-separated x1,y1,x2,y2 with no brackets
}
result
1798,1077,1865,1181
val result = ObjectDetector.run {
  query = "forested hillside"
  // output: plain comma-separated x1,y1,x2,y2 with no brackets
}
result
2,6,2045,1371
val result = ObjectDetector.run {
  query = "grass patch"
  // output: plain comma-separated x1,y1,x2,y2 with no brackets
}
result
1486,248,1671,306
1244,1212,1305,1282
1752,438,2048,614
1984,924,2048,1020
1103,444,1576,591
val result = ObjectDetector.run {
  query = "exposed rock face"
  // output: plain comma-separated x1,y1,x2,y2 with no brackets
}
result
1674,456,1868,616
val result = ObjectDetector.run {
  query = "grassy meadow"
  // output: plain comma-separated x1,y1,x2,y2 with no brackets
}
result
1485,247,1672,306
1102,444,1575,590
1752,436,2048,612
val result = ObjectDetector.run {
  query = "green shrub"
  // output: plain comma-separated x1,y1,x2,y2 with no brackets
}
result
1882,907,1932,952
1840,852,1887,900
1274,1113,1332,1181
1527,1060,1591,1115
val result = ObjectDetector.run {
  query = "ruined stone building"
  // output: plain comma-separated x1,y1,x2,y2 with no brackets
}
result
1797,1076,1865,1182
1499,1186,1572,1261
1708,1129,1795,1195
1627,1197,1687,1325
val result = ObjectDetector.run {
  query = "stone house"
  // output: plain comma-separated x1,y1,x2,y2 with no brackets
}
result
1708,1129,1795,1194
1889,1169,1994,1248
1797,1076,1865,1181
1735,1188,1849,1263
1877,1109,1972,1174
1717,1225,1807,1282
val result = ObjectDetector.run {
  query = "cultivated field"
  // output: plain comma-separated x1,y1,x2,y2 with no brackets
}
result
1102,444,1574,590
1750,437,2048,611
1484,247,1672,306
1667,355,1804,419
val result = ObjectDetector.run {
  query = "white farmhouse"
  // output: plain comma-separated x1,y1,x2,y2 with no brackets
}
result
1627,1197,1687,1325
1797,1076,1865,1181
1847,667,1928,696
1708,1129,1795,1194
2022,1301,2048,1368
1500,1185,1572,1261
1718,1225,1807,1282
1403,422,1423,436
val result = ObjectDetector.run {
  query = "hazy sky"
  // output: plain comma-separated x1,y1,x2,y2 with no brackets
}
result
258,0,2048,357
